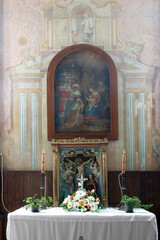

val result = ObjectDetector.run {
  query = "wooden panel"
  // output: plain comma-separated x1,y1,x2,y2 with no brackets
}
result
0,171,160,240
0,214,4,240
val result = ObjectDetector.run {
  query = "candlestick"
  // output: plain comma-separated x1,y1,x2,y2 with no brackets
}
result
119,149,127,210
119,172,127,210
40,172,46,197
41,150,45,173
121,149,126,174
40,172,47,210
40,150,46,210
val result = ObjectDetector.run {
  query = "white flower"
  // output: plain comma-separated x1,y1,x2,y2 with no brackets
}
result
75,190,86,199
90,202,98,211
91,189,95,193
81,207,87,212
63,196,71,204
74,195,79,201
68,202,73,209
88,196,95,202
72,202,79,208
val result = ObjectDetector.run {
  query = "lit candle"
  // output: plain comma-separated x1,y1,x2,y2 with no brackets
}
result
41,149,45,173
121,149,126,174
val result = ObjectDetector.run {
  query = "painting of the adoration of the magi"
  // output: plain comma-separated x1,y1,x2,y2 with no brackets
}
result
54,50,111,134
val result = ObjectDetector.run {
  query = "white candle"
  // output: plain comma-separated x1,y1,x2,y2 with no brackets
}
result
121,149,126,174
41,150,45,173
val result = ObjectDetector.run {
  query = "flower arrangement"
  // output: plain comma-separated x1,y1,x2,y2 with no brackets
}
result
60,189,103,212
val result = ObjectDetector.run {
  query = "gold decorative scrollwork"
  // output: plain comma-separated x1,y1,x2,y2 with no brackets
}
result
51,137,108,145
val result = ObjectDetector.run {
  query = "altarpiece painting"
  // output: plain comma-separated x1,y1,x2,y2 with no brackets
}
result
47,44,118,140
51,138,108,207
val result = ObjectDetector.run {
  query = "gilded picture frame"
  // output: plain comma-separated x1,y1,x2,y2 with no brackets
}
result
47,44,118,140
51,137,108,207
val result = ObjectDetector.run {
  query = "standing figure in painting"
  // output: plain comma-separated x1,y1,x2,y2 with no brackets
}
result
85,174,97,193
56,84,72,125
86,88,101,119
81,13,93,43
63,174,74,198
97,81,109,118
65,98,84,128
71,84,81,98
90,158,100,175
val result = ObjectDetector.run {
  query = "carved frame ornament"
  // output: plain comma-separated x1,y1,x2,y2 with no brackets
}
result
51,137,108,207
47,44,118,141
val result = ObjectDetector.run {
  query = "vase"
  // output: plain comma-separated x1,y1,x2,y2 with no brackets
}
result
125,203,134,213
31,205,39,212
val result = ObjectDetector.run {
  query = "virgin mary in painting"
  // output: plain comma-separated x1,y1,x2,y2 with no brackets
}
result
54,50,111,134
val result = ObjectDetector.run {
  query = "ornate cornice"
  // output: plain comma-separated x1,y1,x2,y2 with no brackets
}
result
90,0,119,8
53,0,119,8
10,73,43,77
122,72,154,77
51,137,108,145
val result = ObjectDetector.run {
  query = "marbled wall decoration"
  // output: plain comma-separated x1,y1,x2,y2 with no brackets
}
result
0,0,160,171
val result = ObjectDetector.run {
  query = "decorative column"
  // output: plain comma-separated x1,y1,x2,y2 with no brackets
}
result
126,93,136,170
10,69,43,169
30,93,39,169
19,93,28,164
122,61,154,170
138,93,147,170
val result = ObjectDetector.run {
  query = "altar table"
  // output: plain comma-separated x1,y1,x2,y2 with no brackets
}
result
6,207,158,240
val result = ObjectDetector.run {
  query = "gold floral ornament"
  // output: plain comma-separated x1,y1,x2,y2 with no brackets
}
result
78,200,88,208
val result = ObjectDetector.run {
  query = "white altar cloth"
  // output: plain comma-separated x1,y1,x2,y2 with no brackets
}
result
7,207,158,240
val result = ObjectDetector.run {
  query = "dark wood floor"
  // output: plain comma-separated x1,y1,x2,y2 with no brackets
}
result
0,171,159,240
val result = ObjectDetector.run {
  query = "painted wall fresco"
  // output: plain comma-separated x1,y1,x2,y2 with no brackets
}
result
71,5,94,44
0,0,160,171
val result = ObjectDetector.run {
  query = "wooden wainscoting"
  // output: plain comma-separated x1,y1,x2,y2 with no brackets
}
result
0,171,159,240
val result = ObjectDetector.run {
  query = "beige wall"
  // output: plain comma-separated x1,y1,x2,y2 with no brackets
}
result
0,0,160,171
